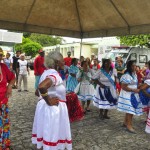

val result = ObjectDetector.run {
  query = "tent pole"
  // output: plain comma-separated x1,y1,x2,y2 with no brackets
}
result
80,38,83,58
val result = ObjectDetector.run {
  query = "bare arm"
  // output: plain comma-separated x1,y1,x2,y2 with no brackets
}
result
92,79,105,88
38,78,59,106
121,83,140,93
139,83,149,90
6,78,15,98
70,73,76,77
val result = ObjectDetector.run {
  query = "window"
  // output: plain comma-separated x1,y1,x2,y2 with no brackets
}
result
139,55,147,63
128,53,137,61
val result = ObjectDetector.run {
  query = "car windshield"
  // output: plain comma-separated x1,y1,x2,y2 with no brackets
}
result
104,52,128,62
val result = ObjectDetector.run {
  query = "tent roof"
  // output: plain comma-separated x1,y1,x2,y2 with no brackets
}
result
0,0,150,38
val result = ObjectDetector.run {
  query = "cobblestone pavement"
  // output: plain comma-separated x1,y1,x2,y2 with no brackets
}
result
9,71,150,150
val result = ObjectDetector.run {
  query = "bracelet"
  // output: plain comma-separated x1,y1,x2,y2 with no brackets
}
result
41,92,48,97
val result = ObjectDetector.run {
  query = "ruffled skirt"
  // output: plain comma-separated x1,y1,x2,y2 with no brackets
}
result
77,83,95,101
32,99,72,150
93,85,117,109
66,92,84,122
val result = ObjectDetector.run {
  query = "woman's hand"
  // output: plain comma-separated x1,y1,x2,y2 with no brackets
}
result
132,89,140,93
6,86,12,98
78,78,82,82
100,83,105,88
70,73,76,77
46,97,59,106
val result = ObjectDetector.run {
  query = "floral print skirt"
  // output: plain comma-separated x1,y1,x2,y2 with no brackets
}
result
0,103,10,149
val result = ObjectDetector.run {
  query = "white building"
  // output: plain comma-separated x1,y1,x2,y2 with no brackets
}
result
43,37,120,60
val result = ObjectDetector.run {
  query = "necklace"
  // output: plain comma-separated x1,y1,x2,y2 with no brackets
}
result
0,65,3,83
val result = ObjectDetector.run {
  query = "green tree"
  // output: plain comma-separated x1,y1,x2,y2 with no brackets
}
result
119,34,150,48
22,42,42,58
15,37,42,58
29,33,63,47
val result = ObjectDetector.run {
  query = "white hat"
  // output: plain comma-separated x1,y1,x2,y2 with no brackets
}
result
20,54,25,57
91,53,95,56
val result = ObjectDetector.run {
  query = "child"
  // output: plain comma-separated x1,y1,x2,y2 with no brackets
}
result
75,61,95,113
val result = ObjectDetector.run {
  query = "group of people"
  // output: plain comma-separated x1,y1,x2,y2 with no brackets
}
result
1,46,150,150
31,50,150,150
0,49,30,92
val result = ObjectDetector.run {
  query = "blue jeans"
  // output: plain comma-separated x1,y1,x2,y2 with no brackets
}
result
35,76,41,89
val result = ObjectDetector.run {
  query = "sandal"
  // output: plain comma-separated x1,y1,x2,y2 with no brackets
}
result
126,127,136,134
85,108,91,112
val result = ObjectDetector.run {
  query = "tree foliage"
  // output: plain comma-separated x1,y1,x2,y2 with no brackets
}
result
119,34,150,48
29,33,63,47
15,33,63,58
15,37,42,58
22,42,42,58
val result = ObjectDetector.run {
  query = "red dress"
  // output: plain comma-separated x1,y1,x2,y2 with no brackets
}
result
0,63,15,149
66,92,84,122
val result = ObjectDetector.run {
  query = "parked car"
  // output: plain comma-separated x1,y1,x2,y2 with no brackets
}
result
26,57,35,70
105,46,150,67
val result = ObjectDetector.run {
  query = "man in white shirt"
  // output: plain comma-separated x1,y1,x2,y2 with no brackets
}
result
17,54,30,92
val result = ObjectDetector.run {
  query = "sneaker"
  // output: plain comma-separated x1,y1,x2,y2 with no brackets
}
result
18,90,21,92
24,90,28,92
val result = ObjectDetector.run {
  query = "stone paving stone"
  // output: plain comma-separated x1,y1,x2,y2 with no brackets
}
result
8,71,150,150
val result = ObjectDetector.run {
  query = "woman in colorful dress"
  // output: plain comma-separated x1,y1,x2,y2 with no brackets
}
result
76,61,95,113
0,48,15,150
32,51,72,150
118,60,143,133
92,59,118,119
66,58,79,92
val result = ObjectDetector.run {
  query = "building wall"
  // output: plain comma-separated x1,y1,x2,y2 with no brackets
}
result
43,37,120,59
43,44,92,59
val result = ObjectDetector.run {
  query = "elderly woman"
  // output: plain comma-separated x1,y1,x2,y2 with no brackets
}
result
0,48,15,150
32,51,72,150
92,59,118,119
118,60,143,133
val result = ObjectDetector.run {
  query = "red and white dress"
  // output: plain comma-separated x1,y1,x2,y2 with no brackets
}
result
32,69,72,150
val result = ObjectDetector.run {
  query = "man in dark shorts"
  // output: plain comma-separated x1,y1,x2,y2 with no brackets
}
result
12,50,21,88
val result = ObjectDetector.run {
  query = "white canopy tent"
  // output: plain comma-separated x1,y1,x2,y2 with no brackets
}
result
0,0,149,38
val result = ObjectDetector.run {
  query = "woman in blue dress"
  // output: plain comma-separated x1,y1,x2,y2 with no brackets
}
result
67,58,79,92
118,60,143,133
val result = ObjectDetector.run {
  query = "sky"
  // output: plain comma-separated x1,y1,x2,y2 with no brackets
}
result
0,29,102,43
63,37,102,43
